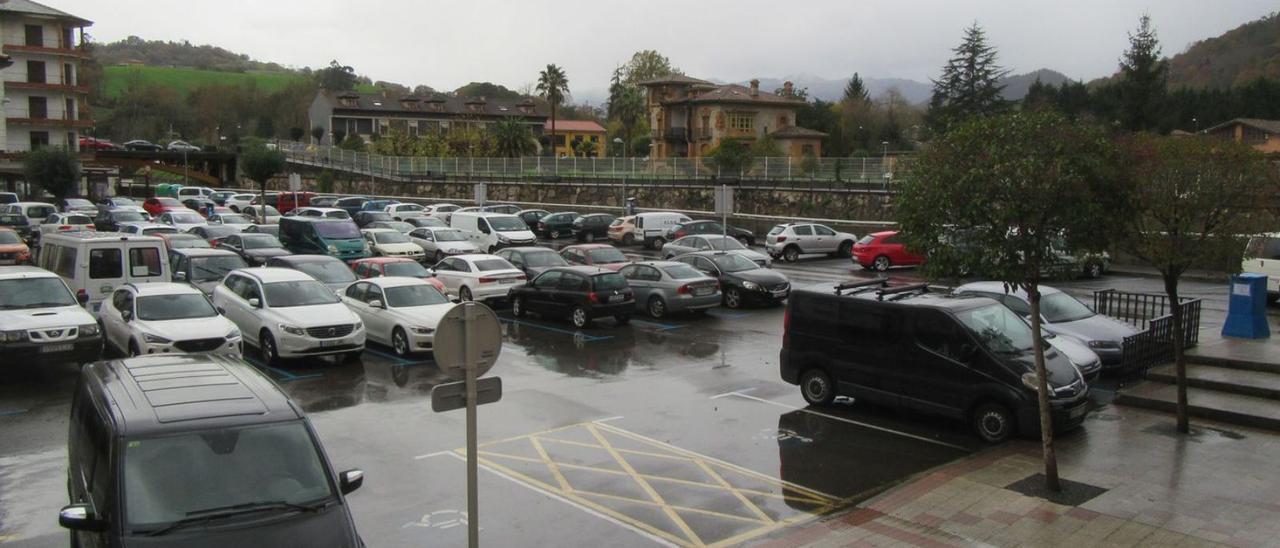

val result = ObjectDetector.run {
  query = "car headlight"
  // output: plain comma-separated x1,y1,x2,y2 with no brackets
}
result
410,326,435,335
278,324,306,336
327,244,339,253
1088,340,1120,349
226,328,241,340
142,332,171,344
741,281,760,291
2,330,28,342
497,234,510,242
354,321,363,331
79,323,100,337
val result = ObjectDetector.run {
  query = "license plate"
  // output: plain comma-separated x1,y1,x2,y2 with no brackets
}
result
41,343,74,353
319,339,338,347
609,294,624,303
500,278,516,284
694,287,714,296
1070,405,1087,419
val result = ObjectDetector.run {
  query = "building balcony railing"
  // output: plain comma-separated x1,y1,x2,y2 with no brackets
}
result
1,44,91,59
696,127,712,140
663,128,688,142
6,116,93,128
4,81,88,94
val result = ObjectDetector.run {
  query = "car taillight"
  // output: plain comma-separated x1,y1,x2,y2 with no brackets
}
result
776,236,787,242
587,292,599,304
677,284,690,295
516,275,527,281
478,277,495,284
77,289,88,301
58,225,72,231
675,230,686,238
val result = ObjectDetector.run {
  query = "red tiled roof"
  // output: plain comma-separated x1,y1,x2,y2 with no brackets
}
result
687,84,805,106
545,120,606,133
770,126,828,138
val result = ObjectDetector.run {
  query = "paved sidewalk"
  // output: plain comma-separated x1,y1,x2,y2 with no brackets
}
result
1107,263,1228,284
750,403,1280,547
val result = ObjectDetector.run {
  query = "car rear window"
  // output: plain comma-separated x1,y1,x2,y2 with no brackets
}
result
592,273,628,291
768,225,786,236
587,248,626,263
474,259,515,272
857,235,875,245
663,265,704,280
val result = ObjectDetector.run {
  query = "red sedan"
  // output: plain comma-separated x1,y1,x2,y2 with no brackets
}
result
559,244,629,271
351,257,447,293
852,231,925,271
142,197,189,217
78,136,119,151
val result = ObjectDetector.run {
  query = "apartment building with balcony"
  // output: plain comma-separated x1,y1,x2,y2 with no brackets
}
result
0,0,92,153
639,75,825,160
308,90,549,146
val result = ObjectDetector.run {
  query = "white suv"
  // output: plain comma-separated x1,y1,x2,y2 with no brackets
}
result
212,267,365,365
0,266,101,364
99,282,240,356
764,223,859,262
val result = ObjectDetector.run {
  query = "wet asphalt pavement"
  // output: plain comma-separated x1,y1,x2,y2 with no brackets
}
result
0,248,1264,547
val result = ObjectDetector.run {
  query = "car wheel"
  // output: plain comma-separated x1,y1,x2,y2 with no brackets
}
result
260,330,280,366
800,369,836,406
549,230,561,239
512,297,527,318
736,235,751,247
724,287,743,309
488,246,498,254
615,314,630,326
392,327,410,357
783,245,800,263
570,306,590,328
972,402,1015,443
622,233,634,246
873,255,892,272
584,232,595,243
1086,262,1102,279
647,296,667,318
460,286,473,302
651,237,666,250
838,240,854,258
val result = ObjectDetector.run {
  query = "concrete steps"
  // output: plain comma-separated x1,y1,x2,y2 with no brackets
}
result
1117,360,1280,431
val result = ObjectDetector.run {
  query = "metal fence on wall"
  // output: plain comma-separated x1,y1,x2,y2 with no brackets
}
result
277,142,910,185
1093,289,1202,379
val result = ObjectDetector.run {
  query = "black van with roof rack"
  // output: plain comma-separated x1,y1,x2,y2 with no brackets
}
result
60,354,364,547
780,279,1089,443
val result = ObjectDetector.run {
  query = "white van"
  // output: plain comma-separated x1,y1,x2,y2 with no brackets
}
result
38,232,170,316
1,202,58,228
607,212,692,249
1243,233,1280,301
176,186,217,200
449,211,537,254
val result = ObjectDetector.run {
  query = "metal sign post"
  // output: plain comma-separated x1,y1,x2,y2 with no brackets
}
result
430,301,502,548
714,183,734,242
474,182,487,208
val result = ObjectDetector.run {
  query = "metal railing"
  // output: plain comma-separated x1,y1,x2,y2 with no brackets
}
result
1094,289,1202,378
278,141,910,185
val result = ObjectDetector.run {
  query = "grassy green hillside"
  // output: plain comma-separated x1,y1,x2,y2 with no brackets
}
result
102,65,376,99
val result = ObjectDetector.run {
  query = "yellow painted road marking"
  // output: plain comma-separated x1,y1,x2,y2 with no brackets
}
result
451,420,843,547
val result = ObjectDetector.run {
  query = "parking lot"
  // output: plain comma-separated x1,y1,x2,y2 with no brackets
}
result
0,242,1266,547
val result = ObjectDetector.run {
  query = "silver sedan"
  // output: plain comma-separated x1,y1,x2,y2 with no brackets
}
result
618,260,722,318
662,235,772,267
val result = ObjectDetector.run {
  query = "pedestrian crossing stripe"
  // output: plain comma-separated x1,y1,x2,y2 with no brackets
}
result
454,421,842,547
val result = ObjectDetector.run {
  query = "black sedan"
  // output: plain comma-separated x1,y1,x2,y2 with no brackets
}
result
673,251,789,309
572,213,615,243
188,224,243,246
665,220,756,247
537,211,579,239
509,266,634,328
496,246,570,279
123,139,163,152
215,233,291,266
353,210,394,228
517,209,550,230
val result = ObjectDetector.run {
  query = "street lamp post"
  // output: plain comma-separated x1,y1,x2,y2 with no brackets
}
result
881,141,891,187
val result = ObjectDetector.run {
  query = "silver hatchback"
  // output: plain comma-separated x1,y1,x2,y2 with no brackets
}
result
618,261,721,318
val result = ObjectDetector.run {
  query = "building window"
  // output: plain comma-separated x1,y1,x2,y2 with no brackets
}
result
801,144,815,155
554,135,566,146
68,131,77,149
29,96,48,119
63,28,73,48
779,115,790,127
24,25,43,47
66,98,76,120
30,132,50,150
27,60,45,83
728,113,754,131
63,63,74,86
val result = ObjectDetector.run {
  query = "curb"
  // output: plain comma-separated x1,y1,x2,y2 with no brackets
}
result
1106,266,1228,284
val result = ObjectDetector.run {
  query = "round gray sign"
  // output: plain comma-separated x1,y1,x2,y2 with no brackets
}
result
432,301,503,381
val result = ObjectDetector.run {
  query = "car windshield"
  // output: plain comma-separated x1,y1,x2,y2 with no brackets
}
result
381,222,413,233
587,248,626,263
1040,292,1095,323
956,304,1036,355
157,198,182,206
474,259,515,272
189,256,247,282
0,214,25,224
136,294,218,321
663,265,704,280
202,226,240,238
144,227,180,235
385,284,449,307
411,218,444,227
292,260,357,284
524,250,566,267
363,212,392,221
398,204,424,212
241,235,283,249
704,237,744,251
711,254,758,272
27,205,55,218
433,229,467,242
373,231,410,244
65,215,92,225
489,216,527,232
112,198,137,206
0,278,75,309
314,221,360,239
170,214,203,224
219,214,252,224
592,273,629,290
383,262,430,277
0,231,21,245
263,280,340,307
66,199,93,207
122,421,334,532
168,237,210,249
113,211,146,222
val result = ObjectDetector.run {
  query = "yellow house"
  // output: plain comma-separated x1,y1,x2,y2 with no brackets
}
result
1203,118,1280,154
545,119,606,157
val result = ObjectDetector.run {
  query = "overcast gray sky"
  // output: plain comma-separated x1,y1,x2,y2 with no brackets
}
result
56,0,1278,98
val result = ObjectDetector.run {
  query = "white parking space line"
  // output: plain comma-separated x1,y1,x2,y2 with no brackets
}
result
710,387,758,399
716,391,970,452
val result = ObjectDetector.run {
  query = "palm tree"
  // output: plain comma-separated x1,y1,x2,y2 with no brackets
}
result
536,64,570,158
614,86,645,157
491,117,535,158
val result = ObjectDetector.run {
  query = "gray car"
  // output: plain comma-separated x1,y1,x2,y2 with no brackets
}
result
618,260,722,318
265,255,359,293
662,235,772,267
954,281,1139,368
169,248,248,295
496,246,569,279
408,226,479,263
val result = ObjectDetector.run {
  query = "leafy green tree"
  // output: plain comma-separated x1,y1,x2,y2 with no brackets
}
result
897,111,1122,492
612,86,645,157
454,82,524,100
843,73,870,104
289,127,305,142
239,145,287,223
23,147,81,203
621,50,680,84
315,60,357,91
1117,15,1169,132
926,23,1010,132
332,129,347,146
445,126,497,158
750,135,782,157
311,126,325,144
491,117,536,158
537,64,570,158
339,134,365,152
707,138,754,176
316,170,334,194
1118,135,1276,433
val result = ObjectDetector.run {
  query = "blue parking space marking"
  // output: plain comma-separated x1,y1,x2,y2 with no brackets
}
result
498,317,613,342
364,346,434,367
0,408,28,417
629,319,686,331
240,353,325,382
706,310,749,319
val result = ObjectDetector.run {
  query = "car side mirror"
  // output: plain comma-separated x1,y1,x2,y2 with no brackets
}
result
59,504,108,532
339,469,364,495
76,292,89,305
369,299,385,309
121,310,133,322
248,297,261,308
174,271,187,281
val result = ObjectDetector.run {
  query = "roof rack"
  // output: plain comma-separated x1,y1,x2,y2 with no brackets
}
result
877,283,930,301
834,278,889,296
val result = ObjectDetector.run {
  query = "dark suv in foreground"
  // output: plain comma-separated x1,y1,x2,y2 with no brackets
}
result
509,266,634,328
780,280,1089,443
61,354,365,547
